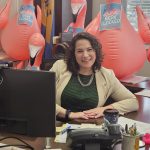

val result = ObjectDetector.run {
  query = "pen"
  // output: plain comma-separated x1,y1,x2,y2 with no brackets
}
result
125,124,128,134
133,123,137,136
60,124,71,134
128,123,137,136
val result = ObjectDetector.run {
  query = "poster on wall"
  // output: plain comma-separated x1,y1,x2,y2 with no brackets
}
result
100,3,122,31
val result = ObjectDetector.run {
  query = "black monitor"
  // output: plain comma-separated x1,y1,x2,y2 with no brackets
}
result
0,68,56,137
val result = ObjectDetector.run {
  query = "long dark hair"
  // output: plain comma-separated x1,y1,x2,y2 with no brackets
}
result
66,32,104,75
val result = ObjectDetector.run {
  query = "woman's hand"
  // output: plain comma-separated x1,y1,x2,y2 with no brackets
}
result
83,107,105,118
84,105,114,119
69,112,89,120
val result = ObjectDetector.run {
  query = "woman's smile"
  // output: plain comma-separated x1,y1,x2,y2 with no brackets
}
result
75,39,96,73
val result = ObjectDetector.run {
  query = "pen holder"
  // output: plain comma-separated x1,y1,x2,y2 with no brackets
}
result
122,133,140,150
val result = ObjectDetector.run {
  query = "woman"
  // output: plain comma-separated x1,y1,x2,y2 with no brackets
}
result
50,32,139,120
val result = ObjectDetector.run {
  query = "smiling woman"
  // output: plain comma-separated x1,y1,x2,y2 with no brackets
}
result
50,32,139,121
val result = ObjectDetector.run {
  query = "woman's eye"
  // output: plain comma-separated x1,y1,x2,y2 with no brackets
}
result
77,50,83,53
87,48,93,51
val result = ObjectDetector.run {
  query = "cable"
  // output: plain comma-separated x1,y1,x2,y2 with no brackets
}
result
0,136,34,150
112,139,122,150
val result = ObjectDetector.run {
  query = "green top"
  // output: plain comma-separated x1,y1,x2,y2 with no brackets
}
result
61,74,98,112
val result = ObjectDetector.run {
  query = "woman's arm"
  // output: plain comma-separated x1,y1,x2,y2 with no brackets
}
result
107,71,139,114
84,70,139,118
56,104,89,120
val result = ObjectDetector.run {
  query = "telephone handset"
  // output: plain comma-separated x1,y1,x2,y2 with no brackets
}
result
68,128,122,150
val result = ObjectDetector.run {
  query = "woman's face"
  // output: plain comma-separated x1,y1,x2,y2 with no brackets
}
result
75,39,96,73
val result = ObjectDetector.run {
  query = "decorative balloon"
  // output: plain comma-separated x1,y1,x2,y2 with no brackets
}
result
136,6,150,44
0,0,11,49
0,0,11,29
26,32,45,70
85,13,100,36
0,0,44,69
85,0,146,79
65,0,87,34
147,48,150,62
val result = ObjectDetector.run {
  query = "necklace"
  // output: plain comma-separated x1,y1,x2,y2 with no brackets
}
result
77,74,94,87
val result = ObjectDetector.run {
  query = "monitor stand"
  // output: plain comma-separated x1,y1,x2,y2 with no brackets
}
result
44,137,62,150
44,137,51,149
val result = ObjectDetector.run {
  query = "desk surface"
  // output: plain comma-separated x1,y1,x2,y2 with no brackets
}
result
126,96,150,124
122,79,150,93
0,95,149,150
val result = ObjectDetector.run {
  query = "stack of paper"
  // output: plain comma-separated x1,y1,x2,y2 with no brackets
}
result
135,89,150,97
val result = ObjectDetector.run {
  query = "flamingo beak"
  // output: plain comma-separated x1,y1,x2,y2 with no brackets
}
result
71,2,83,23
29,45,42,66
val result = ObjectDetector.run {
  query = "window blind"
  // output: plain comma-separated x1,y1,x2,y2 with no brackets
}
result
126,0,150,31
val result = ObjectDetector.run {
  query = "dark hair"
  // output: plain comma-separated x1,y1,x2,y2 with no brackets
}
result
66,32,104,75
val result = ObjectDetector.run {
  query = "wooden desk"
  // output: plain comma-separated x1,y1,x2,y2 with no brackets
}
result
126,95,150,123
50,95,150,150
0,95,149,150
122,79,150,93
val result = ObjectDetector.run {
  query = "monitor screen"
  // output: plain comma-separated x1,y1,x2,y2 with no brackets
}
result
0,68,56,137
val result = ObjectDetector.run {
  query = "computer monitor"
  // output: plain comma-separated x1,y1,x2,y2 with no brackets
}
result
0,68,56,137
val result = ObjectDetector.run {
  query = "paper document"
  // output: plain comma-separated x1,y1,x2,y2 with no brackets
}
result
56,123,70,132
118,117,150,135
54,131,68,143
135,89,150,97
56,123,102,133
120,75,148,84
55,123,103,143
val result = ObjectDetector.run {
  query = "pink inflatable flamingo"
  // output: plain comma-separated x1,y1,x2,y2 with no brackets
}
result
85,13,100,36
136,6,150,44
65,0,87,34
0,0,44,69
0,0,11,50
26,32,45,70
85,0,146,79
147,48,150,62
0,0,11,29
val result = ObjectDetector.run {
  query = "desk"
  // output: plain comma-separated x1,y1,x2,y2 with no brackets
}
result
0,95,149,150
122,78,150,93
126,95,150,124
50,95,150,150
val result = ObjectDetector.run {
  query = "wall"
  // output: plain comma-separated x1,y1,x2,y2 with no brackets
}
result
136,61,150,77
